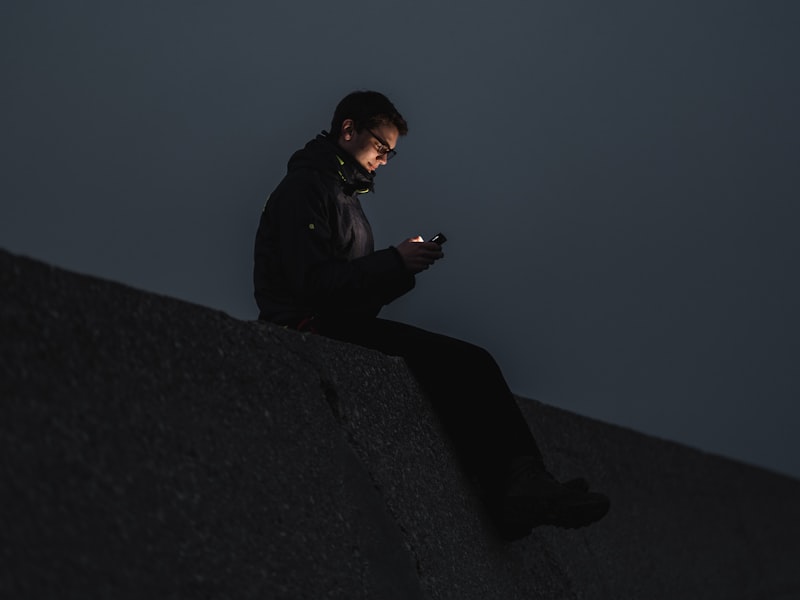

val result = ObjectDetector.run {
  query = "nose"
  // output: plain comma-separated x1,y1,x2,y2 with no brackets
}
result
376,152,388,166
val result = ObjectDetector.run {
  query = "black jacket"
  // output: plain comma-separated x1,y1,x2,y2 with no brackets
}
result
253,133,415,325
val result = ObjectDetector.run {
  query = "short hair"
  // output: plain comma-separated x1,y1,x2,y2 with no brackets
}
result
329,90,409,138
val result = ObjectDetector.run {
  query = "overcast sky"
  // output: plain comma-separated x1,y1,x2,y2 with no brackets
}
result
2,1,799,480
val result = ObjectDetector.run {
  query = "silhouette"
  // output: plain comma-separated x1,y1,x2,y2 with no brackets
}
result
253,90,609,540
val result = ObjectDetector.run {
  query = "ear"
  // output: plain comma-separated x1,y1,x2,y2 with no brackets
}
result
341,118,356,140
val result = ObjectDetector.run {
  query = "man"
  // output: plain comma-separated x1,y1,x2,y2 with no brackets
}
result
253,90,609,541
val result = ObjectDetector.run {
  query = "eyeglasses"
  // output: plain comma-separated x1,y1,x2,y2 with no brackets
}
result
367,129,397,160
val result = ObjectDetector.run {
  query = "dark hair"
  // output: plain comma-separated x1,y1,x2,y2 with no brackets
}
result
329,90,409,138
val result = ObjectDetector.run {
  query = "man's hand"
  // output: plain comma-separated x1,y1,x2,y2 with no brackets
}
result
395,236,444,274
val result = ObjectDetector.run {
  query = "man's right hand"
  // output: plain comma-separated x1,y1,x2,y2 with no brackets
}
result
395,236,444,274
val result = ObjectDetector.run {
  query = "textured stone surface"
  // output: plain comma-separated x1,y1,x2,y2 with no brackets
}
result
2,247,800,599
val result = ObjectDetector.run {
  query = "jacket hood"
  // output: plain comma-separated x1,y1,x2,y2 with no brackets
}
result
287,132,375,195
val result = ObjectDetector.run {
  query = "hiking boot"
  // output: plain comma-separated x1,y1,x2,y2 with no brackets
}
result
495,457,610,541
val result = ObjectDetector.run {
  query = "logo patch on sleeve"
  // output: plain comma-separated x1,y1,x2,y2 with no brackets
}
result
308,223,315,230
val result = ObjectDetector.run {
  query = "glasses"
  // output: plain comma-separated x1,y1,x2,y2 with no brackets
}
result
367,129,397,160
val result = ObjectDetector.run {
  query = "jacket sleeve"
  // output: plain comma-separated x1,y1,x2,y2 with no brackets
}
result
271,172,415,316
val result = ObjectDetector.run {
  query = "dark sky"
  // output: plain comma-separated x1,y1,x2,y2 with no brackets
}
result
2,1,799,479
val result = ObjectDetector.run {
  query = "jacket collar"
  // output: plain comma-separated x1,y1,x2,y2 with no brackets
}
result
319,132,375,195
287,133,376,195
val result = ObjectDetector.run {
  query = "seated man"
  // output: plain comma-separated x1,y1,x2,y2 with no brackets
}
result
253,89,610,541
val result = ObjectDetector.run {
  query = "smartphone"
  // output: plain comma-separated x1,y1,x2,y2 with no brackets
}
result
429,232,447,245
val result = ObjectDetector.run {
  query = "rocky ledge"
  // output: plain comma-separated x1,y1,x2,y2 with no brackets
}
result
2,248,800,599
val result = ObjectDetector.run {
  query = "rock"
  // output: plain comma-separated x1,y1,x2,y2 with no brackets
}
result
2,247,800,599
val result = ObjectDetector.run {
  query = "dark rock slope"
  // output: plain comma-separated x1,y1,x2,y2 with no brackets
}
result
2,248,800,599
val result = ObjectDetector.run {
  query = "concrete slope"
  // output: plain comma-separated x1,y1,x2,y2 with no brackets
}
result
2,247,799,600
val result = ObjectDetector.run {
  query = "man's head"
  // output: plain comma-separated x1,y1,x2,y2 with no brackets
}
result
330,90,408,173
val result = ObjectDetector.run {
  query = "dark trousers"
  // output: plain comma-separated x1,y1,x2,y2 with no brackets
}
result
315,316,546,492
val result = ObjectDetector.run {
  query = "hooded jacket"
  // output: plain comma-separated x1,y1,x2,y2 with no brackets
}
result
253,133,415,325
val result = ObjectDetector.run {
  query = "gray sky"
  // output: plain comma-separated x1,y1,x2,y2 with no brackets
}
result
2,1,799,480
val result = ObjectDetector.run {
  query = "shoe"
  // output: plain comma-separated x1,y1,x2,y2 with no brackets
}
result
495,457,610,541
562,477,590,493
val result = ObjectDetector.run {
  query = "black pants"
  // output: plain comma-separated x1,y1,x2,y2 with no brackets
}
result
315,316,546,492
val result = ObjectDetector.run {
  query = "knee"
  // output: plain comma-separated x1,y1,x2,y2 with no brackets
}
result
455,339,498,368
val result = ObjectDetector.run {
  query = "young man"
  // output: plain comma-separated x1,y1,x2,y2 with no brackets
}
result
253,90,610,541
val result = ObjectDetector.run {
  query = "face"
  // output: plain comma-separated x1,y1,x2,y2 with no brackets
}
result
338,119,399,173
